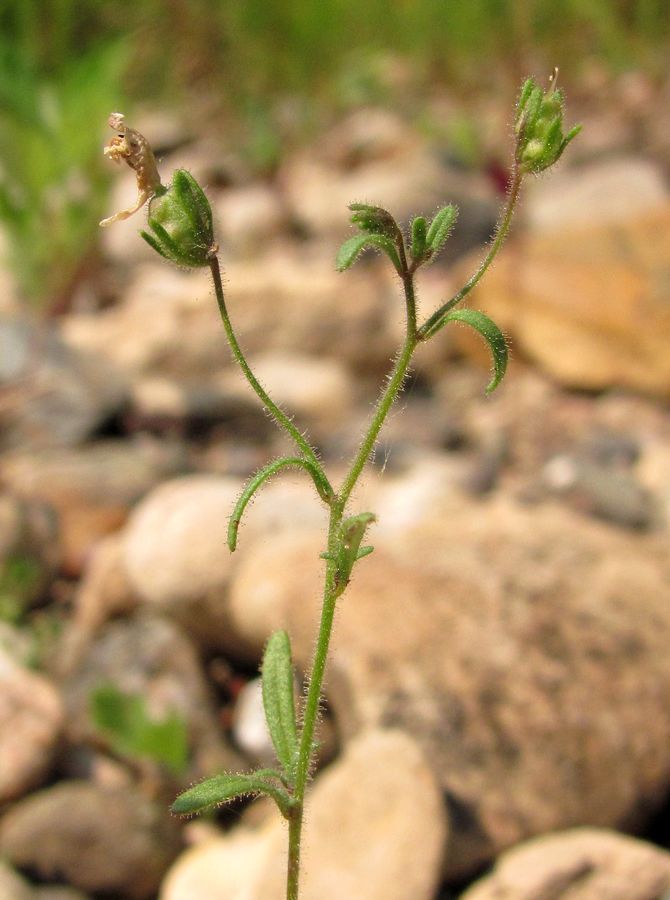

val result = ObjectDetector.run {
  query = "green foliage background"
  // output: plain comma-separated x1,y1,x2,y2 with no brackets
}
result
0,0,668,307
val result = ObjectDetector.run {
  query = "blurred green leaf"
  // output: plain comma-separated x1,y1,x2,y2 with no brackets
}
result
90,684,189,775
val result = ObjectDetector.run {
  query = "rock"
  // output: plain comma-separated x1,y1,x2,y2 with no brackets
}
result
0,493,60,618
457,204,670,397
213,184,286,256
121,475,241,648
59,534,138,675
542,454,656,529
0,623,34,667
231,677,276,767
461,828,670,899
0,649,63,802
62,616,240,781
219,352,356,440
227,496,670,878
279,108,497,259
162,729,447,900
0,317,127,450
34,889,90,900
160,826,275,900
0,781,180,899
0,860,35,900
525,156,669,231
62,254,396,382
1,440,185,576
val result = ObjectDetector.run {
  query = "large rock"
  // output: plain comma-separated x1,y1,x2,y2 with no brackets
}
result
0,649,63,802
227,495,670,877
121,475,241,647
219,351,357,440
279,107,497,259
456,204,670,397
62,253,397,381
0,317,127,450
461,828,670,899
0,861,34,900
0,781,180,899
1,440,185,575
524,156,669,231
162,729,447,900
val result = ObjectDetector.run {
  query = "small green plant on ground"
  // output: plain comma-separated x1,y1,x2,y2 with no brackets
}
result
101,71,579,899
90,683,189,777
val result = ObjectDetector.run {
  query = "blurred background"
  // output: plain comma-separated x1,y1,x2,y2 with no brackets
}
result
1,1,670,898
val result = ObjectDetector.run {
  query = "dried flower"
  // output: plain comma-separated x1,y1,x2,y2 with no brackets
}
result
99,113,164,227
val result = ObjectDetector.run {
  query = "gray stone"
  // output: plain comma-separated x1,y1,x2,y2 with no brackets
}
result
0,781,180,899
0,317,127,450
62,615,241,782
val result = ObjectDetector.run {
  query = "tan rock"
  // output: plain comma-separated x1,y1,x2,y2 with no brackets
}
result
121,475,241,647
1,441,184,576
162,729,447,900
462,828,670,899
0,650,63,802
456,204,670,397
525,156,668,231
227,496,670,878
0,861,34,900
220,351,356,437
62,252,397,381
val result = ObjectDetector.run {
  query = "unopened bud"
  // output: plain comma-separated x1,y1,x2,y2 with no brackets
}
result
515,70,581,175
142,169,215,268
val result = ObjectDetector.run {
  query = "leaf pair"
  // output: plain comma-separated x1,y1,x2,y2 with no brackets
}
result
172,630,299,820
321,512,376,597
410,205,458,264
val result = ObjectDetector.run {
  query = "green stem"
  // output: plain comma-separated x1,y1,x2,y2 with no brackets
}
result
286,269,419,898
418,166,523,340
209,256,331,495
339,332,416,510
287,511,340,900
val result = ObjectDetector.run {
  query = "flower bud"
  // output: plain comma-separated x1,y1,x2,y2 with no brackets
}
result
141,169,215,268
515,70,581,175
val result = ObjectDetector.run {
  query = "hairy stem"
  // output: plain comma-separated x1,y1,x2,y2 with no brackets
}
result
339,331,416,510
286,269,418,897
209,256,332,495
418,166,523,340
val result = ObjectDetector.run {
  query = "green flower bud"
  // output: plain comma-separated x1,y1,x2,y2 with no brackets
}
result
141,169,215,268
515,70,581,175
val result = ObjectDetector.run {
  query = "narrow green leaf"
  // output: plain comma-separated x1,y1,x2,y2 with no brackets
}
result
262,630,298,778
336,233,401,274
140,230,172,261
425,205,458,256
443,309,508,394
410,216,427,260
228,457,332,552
172,771,290,817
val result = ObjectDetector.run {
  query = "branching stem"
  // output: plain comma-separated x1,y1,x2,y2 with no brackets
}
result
209,257,332,498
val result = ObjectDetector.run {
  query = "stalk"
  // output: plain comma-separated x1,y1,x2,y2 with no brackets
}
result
209,257,331,496
285,269,418,897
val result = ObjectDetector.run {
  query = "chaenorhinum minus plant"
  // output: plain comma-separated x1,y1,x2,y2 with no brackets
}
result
100,71,579,900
